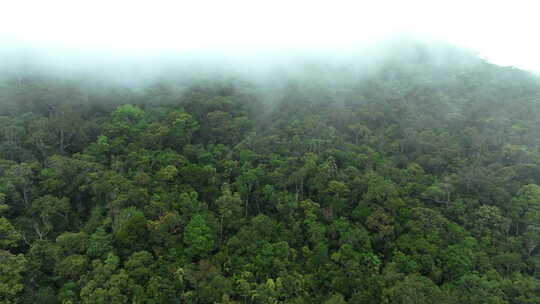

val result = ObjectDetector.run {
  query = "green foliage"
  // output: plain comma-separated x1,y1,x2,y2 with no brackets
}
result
0,251,26,303
87,228,113,258
56,232,88,255
2,42,540,302
0,217,21,249
382,274,442,304
56,254,89,280
111,104,144,123
114,208,149,252
183,215,215,258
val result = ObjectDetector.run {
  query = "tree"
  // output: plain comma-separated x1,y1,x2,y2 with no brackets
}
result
183,215,215,259
215,183,243,243
0,217,21,249
164,111,199,148
114,208,149,252
382,274,442,304
56,254,89,281
56,232,88,256
325,293,348,304
0,250,27,303
29,195,70,239
87,228,113,258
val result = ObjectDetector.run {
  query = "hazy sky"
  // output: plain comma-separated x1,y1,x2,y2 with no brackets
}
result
1,0,539,70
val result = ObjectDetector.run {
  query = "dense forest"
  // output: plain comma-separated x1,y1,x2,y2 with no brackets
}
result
2,40,540,303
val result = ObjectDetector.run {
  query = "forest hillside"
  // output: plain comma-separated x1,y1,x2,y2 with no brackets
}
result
2,40,540,303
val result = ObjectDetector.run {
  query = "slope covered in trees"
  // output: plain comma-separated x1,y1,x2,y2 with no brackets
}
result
2,41,540,303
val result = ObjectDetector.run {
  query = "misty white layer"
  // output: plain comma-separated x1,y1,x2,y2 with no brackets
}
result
1,0,539,70
0,36,485,89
